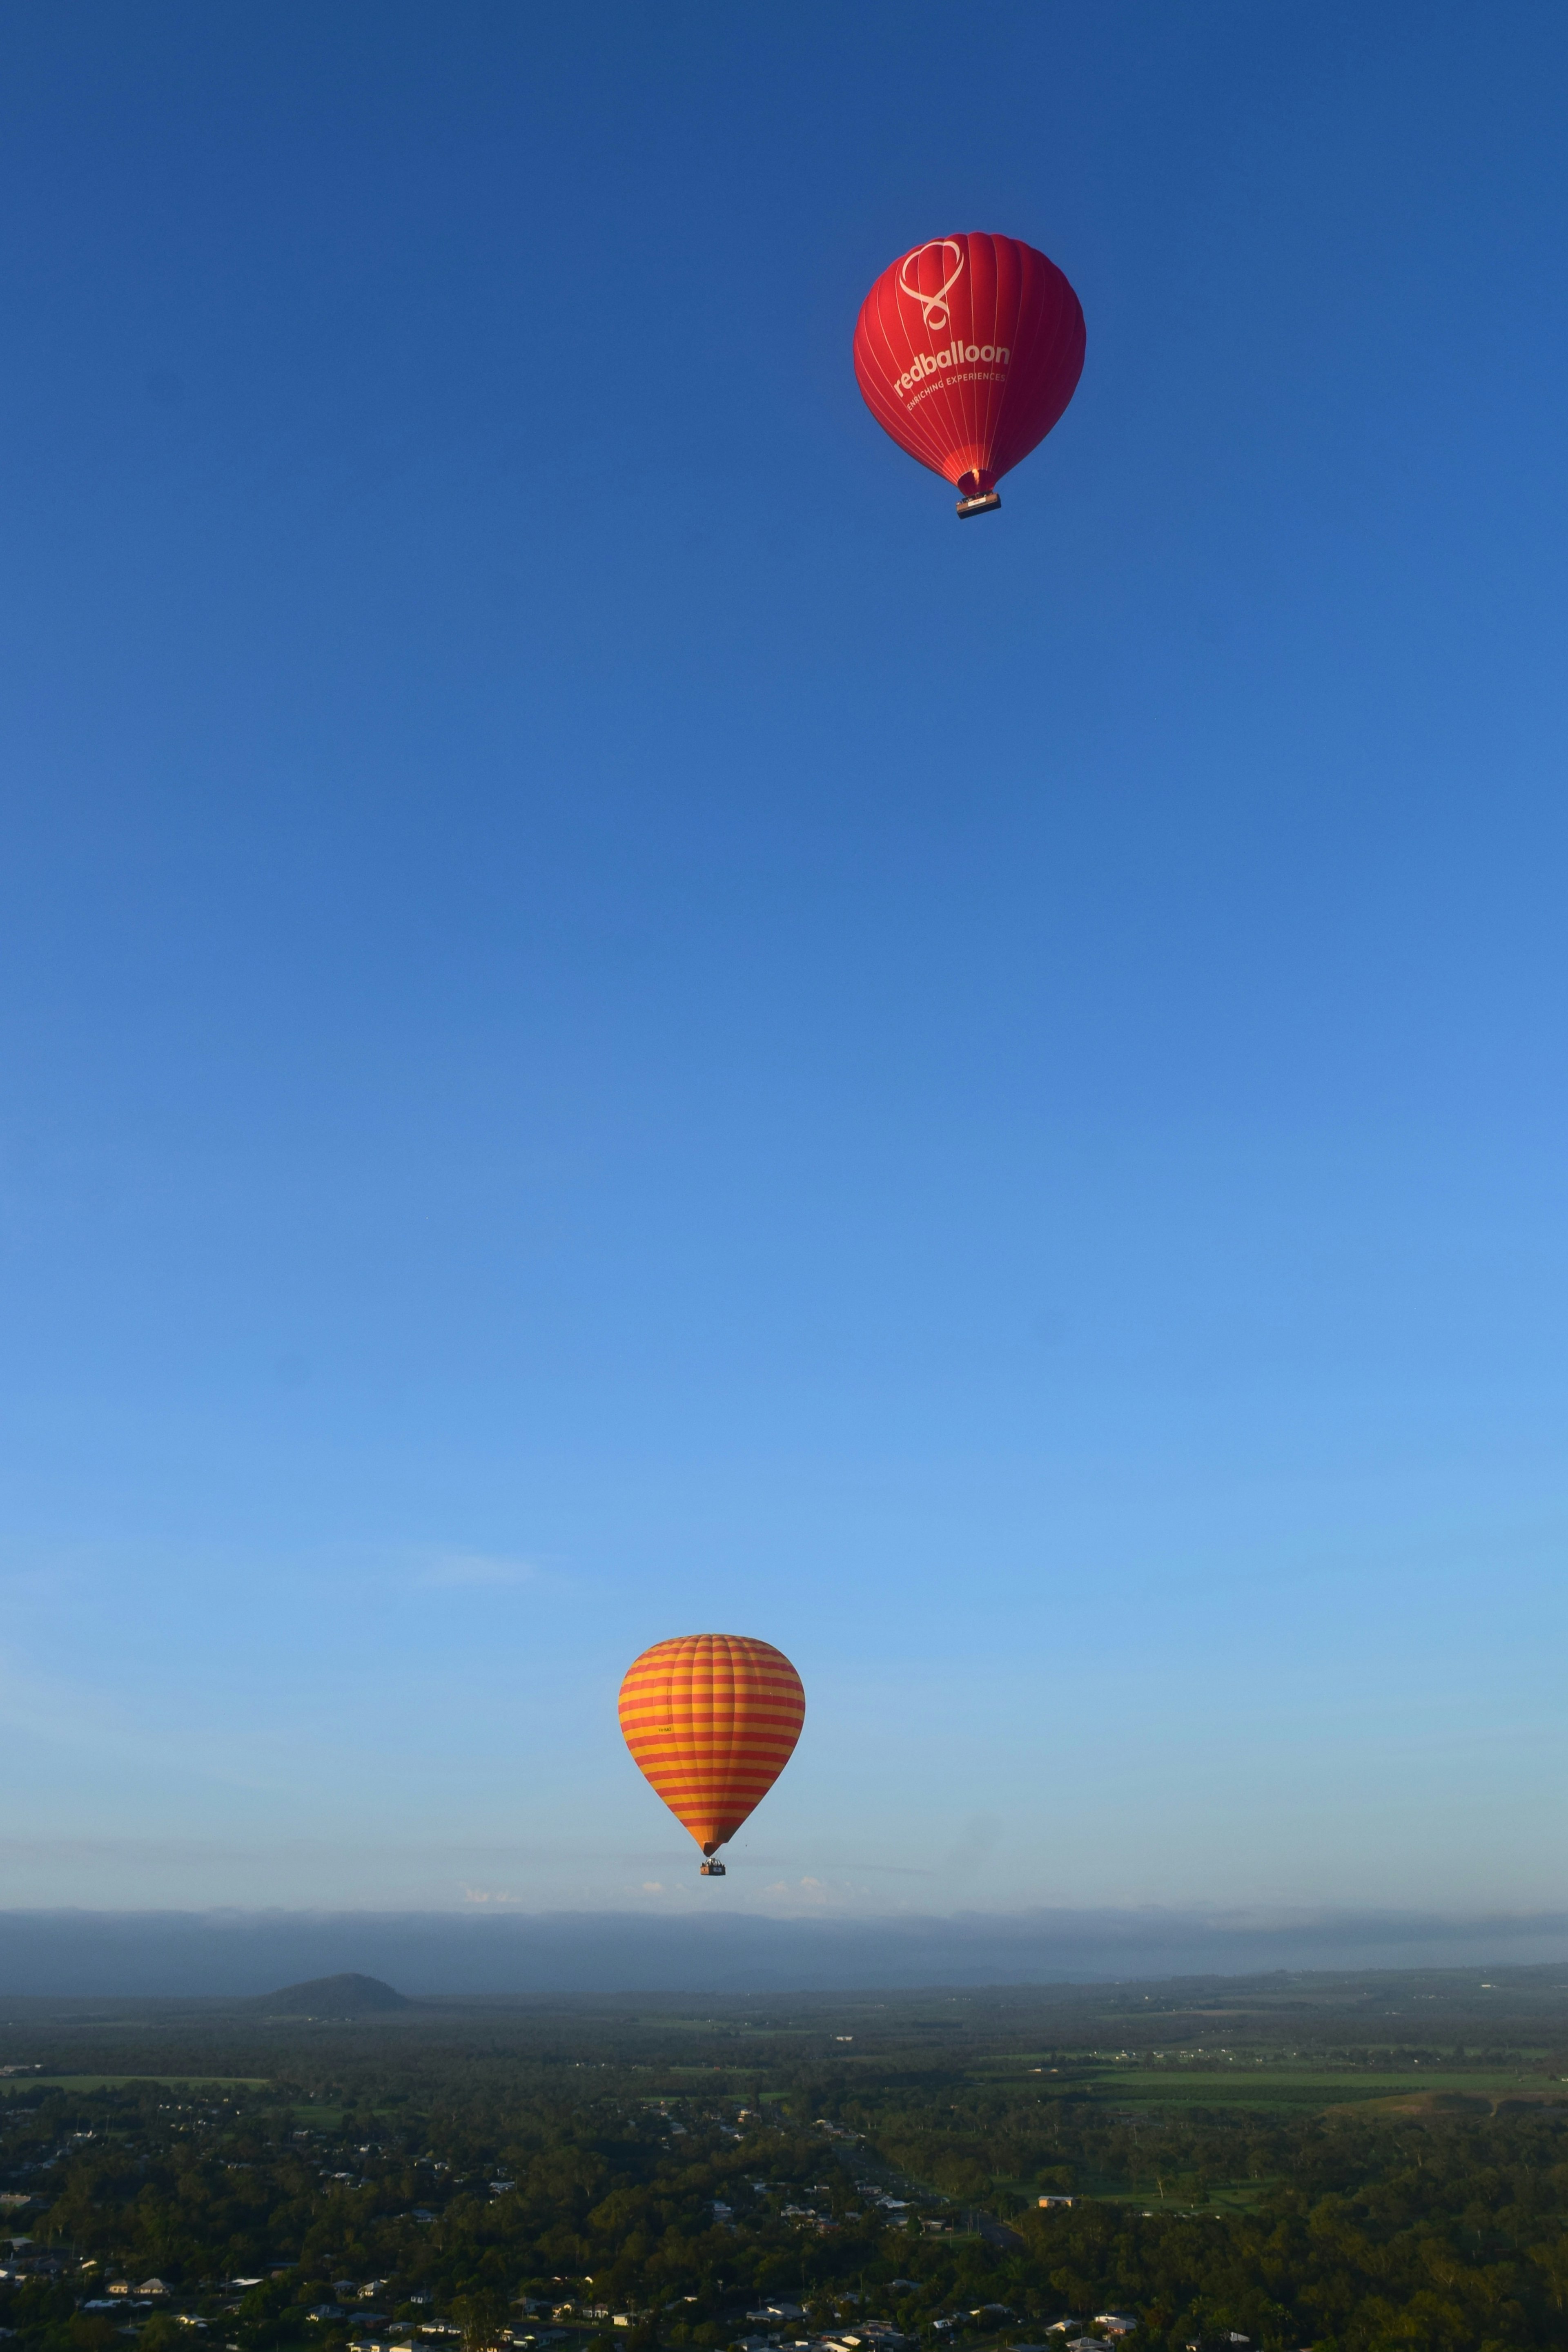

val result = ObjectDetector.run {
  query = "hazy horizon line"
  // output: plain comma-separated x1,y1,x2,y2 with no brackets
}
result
4,1901,1568,1998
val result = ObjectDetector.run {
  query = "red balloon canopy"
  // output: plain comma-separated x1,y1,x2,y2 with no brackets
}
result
853,232,1085,510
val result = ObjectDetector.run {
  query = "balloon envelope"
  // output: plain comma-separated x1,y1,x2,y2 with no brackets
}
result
853,231,1085,499
619,1633,805,1857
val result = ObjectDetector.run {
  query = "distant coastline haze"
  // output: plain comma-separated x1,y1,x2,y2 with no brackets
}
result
3,1908,1568,2000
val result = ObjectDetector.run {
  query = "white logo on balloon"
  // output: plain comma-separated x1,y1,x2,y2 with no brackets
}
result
898,240,964,332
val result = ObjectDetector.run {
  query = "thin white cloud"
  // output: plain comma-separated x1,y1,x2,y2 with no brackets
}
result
757,1874,835,1912
413,1551,546,1590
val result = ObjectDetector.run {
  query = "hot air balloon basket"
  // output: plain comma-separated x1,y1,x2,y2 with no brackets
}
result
699,1860,727,1875
956,492,1002,518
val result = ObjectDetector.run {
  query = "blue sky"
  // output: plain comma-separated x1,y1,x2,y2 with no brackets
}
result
3,1,1567,1926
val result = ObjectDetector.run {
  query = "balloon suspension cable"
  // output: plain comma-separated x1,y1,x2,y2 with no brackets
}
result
956,491,1001,519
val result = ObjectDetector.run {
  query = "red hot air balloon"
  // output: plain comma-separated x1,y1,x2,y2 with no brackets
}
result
853,232,1085,517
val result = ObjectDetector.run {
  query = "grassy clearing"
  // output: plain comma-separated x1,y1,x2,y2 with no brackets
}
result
1066,2184,1274,2216
2,2074,269,2096
1076,2067,1532,2109
1322,2088,1565,2120
996,2166,1280,2218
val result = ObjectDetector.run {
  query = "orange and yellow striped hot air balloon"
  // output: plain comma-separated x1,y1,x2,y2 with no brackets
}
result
618,1633,805,1876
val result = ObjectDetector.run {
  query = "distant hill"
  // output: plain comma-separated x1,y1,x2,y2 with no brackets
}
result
249,1971,411,2016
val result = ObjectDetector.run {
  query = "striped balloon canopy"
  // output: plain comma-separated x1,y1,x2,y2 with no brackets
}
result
618,1633,806,1862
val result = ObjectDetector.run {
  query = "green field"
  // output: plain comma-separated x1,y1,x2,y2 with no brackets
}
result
1035,2180,1281,2216
1,2073,270,2096
1076,2067,1536,2108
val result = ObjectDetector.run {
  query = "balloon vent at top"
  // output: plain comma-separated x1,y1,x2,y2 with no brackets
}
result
853,232,1085,513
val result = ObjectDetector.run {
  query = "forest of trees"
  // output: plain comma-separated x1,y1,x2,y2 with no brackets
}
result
3,1991,1567,2352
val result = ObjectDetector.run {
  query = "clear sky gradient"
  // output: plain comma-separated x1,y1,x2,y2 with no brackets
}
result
3,2,1567,1925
